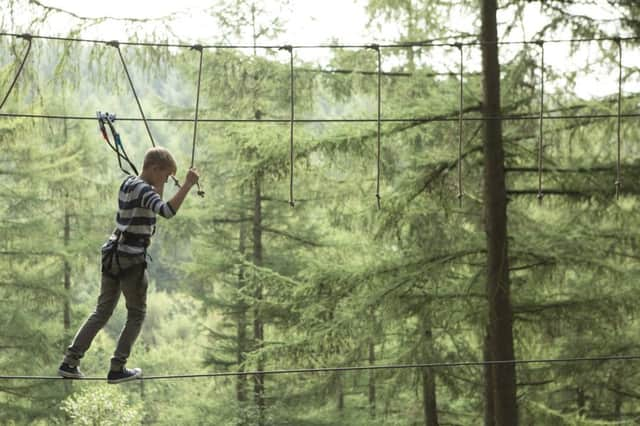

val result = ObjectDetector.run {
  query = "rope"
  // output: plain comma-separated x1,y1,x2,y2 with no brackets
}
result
0,34,32,111
191,45,203,168
3,111,639,123
368,44,382,209
455,43,464,206
2,354,639,381
107,41,156,147
191,44,205,197
0,31,638,49
615,38,622,199
280,45,295,207
537,41,545,203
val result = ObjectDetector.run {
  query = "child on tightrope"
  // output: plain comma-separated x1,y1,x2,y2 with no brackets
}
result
58,147,199,384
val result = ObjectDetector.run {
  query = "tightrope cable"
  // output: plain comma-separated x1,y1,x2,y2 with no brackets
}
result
2,112,638,123
2,354,640,381
0,34,32,111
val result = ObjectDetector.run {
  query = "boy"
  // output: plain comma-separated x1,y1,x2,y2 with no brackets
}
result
58,147,199,383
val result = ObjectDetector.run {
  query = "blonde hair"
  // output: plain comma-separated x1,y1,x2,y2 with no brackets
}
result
142,147,177,173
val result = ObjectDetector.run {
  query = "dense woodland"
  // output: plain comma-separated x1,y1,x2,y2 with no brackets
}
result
1,0,640,425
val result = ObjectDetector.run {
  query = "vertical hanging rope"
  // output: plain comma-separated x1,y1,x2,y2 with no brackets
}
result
107,41,156,147
280,45,295,207
191,44,205,197
536,41,545,203
0,34,32,111
367,44,382,210
289,46,295,207
455,43,464,206
191,45,203,169
615,37,622,199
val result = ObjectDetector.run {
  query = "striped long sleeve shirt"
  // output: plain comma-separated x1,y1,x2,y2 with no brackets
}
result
102,176,176,257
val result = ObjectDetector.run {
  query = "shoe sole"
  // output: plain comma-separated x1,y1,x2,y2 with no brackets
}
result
58,369,84,379
107,371,142,384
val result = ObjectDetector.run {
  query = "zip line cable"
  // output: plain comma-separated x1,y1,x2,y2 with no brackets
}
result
0,34,32,111
1,354,640,381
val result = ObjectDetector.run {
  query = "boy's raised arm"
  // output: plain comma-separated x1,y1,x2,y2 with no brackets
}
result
167,168,199,214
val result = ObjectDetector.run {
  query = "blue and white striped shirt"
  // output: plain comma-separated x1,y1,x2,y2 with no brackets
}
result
102,176,176,257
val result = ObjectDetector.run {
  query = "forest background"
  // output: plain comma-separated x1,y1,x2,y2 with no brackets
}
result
1,0,640,425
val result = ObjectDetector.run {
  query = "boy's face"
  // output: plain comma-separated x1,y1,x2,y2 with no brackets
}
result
152,165,176,186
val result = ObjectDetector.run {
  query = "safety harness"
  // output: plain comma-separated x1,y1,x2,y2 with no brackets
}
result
102,228,152,279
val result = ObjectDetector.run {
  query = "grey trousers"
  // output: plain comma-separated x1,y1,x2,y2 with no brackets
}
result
64,258,148,371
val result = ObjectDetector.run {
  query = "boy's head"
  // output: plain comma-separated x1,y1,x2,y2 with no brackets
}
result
141,147,177,185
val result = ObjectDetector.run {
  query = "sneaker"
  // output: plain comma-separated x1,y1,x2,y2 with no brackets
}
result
107,367,142,384
58,363,84,379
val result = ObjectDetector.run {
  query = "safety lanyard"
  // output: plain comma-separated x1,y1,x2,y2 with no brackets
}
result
97,111,139,176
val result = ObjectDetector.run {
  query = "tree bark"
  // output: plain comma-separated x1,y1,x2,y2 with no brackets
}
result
422,367,438,426
368,337,376,419
577,387,586,416
480,0,518,424
421,308,438,426
483,329,495,426
337,373,344,412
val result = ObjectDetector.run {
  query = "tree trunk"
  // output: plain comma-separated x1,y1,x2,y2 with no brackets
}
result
480,0,518,424
421,309,438,426
237,214,248,417
483,329,495,426
337,373,344,412
422,367,438,426
368,338,376,419
577,387,586,416
252,174,265,426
